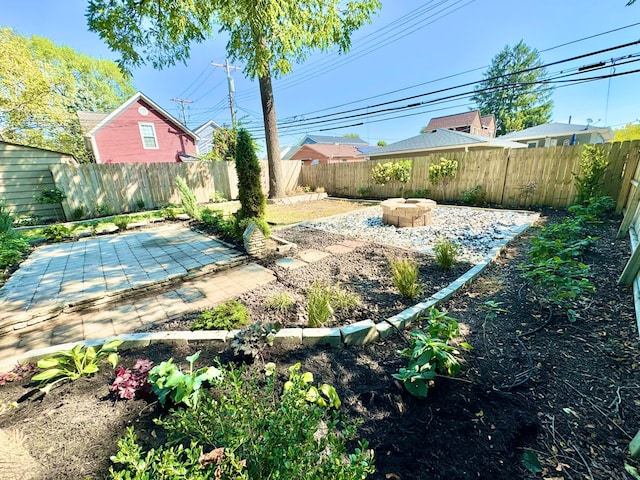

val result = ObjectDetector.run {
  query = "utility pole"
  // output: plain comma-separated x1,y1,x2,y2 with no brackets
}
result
170,98,193,125
211,59,242,126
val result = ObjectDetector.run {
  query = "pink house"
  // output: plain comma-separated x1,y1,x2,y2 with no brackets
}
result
78,92,198,163
289,144,365,165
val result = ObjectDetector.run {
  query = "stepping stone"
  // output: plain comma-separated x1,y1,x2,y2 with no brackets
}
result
297,249,331,263
275,257,308,270
325,244,353,255
339,240,366,248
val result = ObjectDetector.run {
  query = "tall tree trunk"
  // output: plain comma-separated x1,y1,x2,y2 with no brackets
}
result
258,67,285,199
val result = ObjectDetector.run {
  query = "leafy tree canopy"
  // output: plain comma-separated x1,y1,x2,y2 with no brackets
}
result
86,0,380,197
613,122,640,142
0,27,135,161
471,40,553,136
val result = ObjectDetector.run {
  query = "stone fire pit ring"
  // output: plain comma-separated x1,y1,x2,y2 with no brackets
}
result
381,198,437,228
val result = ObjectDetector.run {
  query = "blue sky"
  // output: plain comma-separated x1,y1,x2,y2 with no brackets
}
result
3,0,640,152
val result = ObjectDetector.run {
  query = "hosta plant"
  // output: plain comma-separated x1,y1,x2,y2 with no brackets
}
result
147,351,222,408
32,339,122,394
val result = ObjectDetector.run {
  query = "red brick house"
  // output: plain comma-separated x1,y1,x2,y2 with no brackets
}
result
422,110,496,138
289,144,365,165
78,92,198,164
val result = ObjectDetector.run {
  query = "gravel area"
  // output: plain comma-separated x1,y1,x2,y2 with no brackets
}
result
301,205,539,263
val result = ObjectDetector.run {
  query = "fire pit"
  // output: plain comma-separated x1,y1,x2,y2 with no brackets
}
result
380,198,437,227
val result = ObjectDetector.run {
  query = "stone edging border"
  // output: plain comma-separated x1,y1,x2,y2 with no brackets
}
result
0,217,538,371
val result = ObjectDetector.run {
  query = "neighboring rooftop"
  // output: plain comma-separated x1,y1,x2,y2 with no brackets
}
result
498,122,614,141
424,111,480,131
366,129,526,157
77,111,109,133
300,134,369,146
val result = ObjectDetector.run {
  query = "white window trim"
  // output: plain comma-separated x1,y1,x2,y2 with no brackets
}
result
138,122,159,149
527,140,538,148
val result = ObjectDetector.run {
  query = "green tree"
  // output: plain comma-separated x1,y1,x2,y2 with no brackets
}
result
613,122,640,142
377,140,387,146
235,128,266,221
202,126,237,161
0,28,134,162
471,40,553,136
86,0,381,198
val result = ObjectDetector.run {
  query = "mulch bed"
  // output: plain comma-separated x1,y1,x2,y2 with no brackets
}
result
0,208,638,480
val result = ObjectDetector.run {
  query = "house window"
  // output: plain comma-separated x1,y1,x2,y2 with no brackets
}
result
341,159,348,163
139,123,158,149
527,141,538,148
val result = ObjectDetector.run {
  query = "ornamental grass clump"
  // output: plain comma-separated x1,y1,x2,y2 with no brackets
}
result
175,176,201,220
391,258,424,299
306,281,360,327
266,292,294,314
433,238,460,269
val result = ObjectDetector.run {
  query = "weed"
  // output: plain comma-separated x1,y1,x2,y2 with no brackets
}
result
113,216,130,231
391,258,424,299
95,203,115,217
208,190,228,203
0,231,30,269
357,187,370,197
460,185,485,205
135,198,146,211
433,238,460,269
42,224,72,243
0,202,13,234
71,206,86,221
191,299,249,331
573,145,609,203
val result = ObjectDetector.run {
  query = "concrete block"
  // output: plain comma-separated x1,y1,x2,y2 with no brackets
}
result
298,249,331,263
341,320,379,346
117,333,152,350
273,328,303,346
183,330,229,345
325,244,353,255
275,257,308,270
145,331,189,346
302,328,342,346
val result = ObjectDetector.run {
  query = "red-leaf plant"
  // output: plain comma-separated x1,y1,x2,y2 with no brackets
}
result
0,363,37,386
110,358,154,400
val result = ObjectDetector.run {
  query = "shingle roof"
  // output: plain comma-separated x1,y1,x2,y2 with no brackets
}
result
424,110,480,131
367,129,525,157
498,122,613,140
77,111,109,133
480,115,495,128
295,144,362,157
302,134,369,145
193,120,221,133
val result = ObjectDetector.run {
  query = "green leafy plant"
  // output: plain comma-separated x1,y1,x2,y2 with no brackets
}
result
393,309,471,397
35,188,66,204
0,202,13,234
391,258,424,299
356,187,370,198
567,195,615,221
42,224,72,243
147,351,222,408
110,362,375,479
95,203,115,217
231,321,281,360
135,198,146,211
209,190,228,203
307,281,360,327
113,215,130,231
266,293,294,314
428,158,458,200
32,339,122,394
460,185,485,205
371,160,412,196
175,175,201,220
412,188,430,198
0,231,30,269
71,205,86,221
191,299,249,331
573,144,609,203
236,215,271,239
433,238,460,269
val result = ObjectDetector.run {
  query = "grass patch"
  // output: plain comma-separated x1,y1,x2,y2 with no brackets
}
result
265,200,371,225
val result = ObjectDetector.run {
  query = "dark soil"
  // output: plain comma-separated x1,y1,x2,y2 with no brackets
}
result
1,209,639,480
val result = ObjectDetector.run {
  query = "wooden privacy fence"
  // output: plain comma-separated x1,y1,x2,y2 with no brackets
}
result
50,160,301,219
300,141,638,210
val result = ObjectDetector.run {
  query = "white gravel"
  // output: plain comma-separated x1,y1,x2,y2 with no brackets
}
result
302,205,539,264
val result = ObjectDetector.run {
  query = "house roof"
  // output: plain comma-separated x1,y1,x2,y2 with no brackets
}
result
498,122,614,141
301,134,369,146
0,139,78,162
366,129,526,158
480,114,495,128
193,120,222,134
77,111,109,133
82,92,199,141
295,143,362,158
424,110,481,132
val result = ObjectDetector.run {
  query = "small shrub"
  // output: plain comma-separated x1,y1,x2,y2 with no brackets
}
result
175,175,201,220
161,204,180,221
0,202,13,234
34,188,66,204
357,187,370,197
237,216,270,239
113,216,130,231
231,321,280,360
460,185,485,205
191,299,249,331
95,203,115,217
266,293,294,314
0,232,30,268
429,158,458,200
135,198,146,211
32,340,122,394
110,358,154,400
71,206,86,221
391,258,424,299
209,191,228,203
574,145,609,203
110,362,374,479
235,129,266,222
370,160,412,186
433,238,460,269
148,351,222,408
413,188,430,198
42,224,72,243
